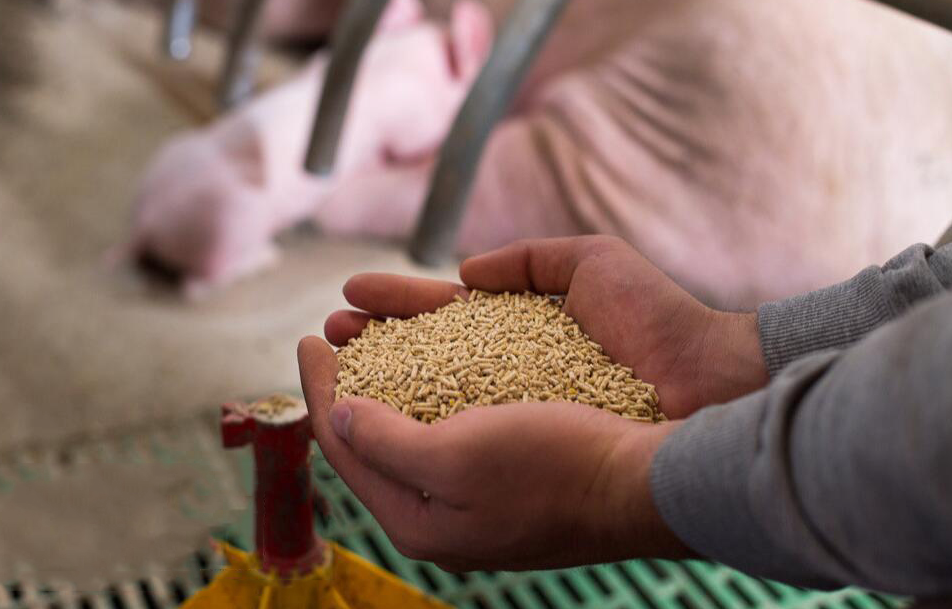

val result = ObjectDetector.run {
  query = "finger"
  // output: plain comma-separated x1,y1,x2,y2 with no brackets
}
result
460,236,627,294
343,273,470,318
324,310,379,347
332,397,444,492
297,335,340,442
297,336,428,531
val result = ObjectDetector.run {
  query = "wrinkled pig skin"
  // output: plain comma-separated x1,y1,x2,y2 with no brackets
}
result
456,0,952,308
129,0,493,298
341,0,952,307
133,0,952,307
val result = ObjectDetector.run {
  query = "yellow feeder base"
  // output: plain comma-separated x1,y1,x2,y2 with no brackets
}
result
181,542,452,609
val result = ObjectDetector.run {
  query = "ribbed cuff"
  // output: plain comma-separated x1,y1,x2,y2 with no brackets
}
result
757,266,893,376
650,354,846,589
650,398,778,573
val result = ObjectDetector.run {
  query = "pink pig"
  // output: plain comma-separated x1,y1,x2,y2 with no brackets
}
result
325,0,952,307
132,0,952,307
129,0,492,297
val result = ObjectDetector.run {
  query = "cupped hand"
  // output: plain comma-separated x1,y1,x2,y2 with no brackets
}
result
298,335,692,572
325,236,768,419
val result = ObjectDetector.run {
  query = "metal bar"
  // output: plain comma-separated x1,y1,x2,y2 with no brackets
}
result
869,0,952,32
304,0,389,175
162,0,197,60
218,0,268,109
409,0,569,265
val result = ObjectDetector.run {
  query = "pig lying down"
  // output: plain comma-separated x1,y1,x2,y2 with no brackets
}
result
131,0,492,297
129,0,952,307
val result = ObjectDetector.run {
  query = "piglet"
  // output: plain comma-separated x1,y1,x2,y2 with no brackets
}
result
127,0,492,297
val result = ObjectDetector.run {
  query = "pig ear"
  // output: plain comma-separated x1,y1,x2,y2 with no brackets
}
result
448,0,494,82
377,0,424,32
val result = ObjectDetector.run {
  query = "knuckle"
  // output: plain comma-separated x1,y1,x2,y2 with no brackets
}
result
432,433,464,474
431,437,474,492
442,456,467,483
582,235,628,256
510,238,538,259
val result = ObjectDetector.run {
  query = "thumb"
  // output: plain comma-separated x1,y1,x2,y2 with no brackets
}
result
297,336,340,435
331,397,441,492
299,337,432,536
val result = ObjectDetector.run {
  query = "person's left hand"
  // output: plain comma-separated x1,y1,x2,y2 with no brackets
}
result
298,336,692,572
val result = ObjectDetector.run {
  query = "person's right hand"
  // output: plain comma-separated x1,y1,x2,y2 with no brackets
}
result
326,236,768,418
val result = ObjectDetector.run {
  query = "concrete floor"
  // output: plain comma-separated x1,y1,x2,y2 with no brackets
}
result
0,0,456,587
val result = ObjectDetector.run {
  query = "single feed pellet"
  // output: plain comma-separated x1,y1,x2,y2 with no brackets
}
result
335,290,664,424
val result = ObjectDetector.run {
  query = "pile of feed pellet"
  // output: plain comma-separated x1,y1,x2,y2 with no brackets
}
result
335,291,664,424
248,394,307,423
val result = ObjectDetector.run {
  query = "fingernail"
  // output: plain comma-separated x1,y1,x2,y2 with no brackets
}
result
330,404,352,443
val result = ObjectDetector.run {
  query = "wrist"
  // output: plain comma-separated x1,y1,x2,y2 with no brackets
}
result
698,311,769,406
601,421,695,561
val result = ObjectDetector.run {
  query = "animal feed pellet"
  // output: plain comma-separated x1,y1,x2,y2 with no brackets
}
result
335,291,663,424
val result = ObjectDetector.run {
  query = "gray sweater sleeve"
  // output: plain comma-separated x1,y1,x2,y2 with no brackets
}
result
758,243,952,375
651,290,952,596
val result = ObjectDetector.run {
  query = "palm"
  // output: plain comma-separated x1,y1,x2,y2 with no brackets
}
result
557,246,714,419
